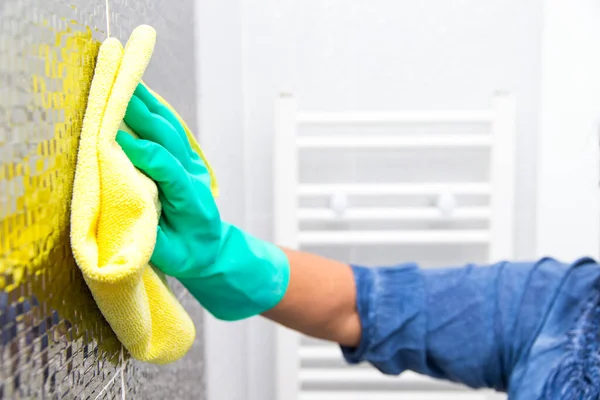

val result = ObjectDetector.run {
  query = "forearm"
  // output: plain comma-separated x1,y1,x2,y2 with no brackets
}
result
261,248,361,347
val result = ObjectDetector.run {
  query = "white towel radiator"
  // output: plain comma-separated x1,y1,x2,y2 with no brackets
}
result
273,92,515,400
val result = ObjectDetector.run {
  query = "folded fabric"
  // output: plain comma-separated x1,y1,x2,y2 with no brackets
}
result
70,25,215,364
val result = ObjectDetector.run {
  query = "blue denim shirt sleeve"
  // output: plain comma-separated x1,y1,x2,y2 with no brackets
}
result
340,258,600,394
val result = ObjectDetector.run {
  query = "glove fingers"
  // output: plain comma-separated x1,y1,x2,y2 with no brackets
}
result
134,84,192,153
124,95,193,171
115,131,193,203
117,131,219,230
133,84,210,177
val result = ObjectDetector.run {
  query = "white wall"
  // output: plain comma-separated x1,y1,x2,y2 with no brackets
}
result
196,1,544,399
195,1,249,400
536,0,600,261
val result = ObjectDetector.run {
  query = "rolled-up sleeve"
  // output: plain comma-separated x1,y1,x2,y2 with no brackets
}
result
340,258,593,392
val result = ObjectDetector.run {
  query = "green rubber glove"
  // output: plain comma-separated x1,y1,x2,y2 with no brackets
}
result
115,84,290,321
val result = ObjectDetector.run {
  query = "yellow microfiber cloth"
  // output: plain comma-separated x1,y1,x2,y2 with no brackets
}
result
70,25,216,364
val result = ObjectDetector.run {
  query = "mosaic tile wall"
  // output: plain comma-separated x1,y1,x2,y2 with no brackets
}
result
0,0,205,398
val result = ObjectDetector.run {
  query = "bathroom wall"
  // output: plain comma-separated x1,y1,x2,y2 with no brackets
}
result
194,2,250,400
536,0,600,261
0,0,205,398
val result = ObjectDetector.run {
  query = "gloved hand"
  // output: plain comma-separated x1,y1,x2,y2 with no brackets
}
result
115,83,290,321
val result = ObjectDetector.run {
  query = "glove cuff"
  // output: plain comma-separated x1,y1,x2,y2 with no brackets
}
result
181,222,291,321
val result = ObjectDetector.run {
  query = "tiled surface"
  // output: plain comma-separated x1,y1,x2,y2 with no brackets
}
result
0,0,204,398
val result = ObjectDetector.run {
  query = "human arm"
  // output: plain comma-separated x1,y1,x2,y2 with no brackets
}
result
262,248,361,347
261,245,572,391
253,243,593,393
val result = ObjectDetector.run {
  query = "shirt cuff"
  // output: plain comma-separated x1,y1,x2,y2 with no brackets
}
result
340,265,374,363
340,263,426,373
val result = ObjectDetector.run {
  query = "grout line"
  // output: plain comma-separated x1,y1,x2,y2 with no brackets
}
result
105,0,111,38
93,360,127,400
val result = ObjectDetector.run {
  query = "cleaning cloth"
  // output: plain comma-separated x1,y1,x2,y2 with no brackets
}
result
70,25,215,364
